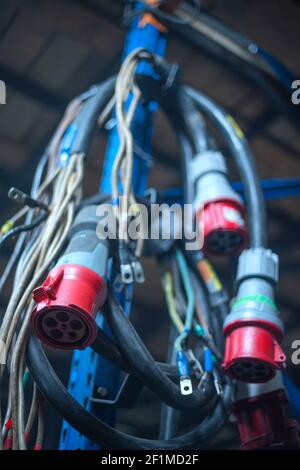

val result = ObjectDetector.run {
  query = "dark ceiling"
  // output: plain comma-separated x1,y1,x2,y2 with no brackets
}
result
0,0,300,449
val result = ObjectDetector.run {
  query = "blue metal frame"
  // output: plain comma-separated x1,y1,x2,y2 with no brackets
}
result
159,178,300,205
59,2,167,450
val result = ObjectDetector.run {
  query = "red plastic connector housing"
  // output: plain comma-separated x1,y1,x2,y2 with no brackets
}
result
31,264,106,350
223,318,286,383
196,199,248,256
235,389,299,450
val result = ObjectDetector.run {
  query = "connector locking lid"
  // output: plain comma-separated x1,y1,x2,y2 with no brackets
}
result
237,248,279,285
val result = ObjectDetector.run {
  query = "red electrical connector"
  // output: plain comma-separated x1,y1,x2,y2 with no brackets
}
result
33,443,43,451
191,151,248,256
223,248,286,383
223,318,286,382
31,205,108,350
196,199,248,256
31,264,106,350
4,418,13,450
235,387,299,450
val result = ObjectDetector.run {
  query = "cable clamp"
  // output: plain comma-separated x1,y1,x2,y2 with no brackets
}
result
236,248,279,285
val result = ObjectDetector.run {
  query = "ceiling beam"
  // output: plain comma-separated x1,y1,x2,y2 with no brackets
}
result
0,65,68,111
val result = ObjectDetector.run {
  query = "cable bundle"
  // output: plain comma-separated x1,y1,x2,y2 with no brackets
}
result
0,101,87,448
111,48,152,261
0,43,287,450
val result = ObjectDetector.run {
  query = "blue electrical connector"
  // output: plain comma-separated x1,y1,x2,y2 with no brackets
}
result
176,350,193,396
177,350,190,377
203,347,213,373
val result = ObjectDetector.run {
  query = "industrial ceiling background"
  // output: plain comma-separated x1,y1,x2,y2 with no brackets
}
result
0,0,300,448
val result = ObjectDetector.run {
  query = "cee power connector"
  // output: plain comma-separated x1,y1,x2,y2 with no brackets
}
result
191,150,248,256
234,375,299,450
223,248,286,382
31,205,108,350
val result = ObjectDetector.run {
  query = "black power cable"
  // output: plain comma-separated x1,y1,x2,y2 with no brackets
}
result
152,75,266,249
70,77,116,156
159,325,179,440
27,326,233,450
0,213,47,251
103,289,217,412
92,327,179,381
